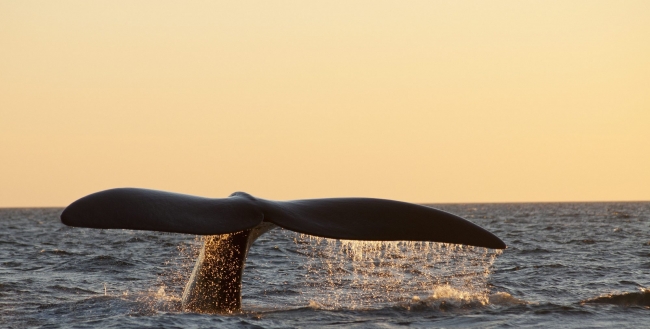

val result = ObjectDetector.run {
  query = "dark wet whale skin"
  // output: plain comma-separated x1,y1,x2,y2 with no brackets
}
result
61,188,506,248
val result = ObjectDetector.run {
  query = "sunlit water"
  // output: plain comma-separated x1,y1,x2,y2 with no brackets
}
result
1,202,649,328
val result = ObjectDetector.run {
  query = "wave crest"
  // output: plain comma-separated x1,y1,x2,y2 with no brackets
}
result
405,285,527,310
581,288,650,307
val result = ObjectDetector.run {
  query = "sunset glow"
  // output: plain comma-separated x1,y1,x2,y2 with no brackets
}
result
1,1,648,206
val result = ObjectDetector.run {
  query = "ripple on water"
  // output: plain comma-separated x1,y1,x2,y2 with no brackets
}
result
48,285,100,295
3,204,650,328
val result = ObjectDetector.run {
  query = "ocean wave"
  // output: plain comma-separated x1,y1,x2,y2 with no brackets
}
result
488,292,528,305
565,239,597,245
48,285,99,295
581,288,650,307
412,285,489,310
400,285,527,311
87,255,137,267
519,247,551,254
303,285,529,313
39,248,79,256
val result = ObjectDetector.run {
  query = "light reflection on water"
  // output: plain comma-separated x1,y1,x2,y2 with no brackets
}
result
1,202,649,328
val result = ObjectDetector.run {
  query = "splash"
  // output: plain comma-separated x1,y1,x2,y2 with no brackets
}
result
145,231,503,312
405,284,487,310
131,284,183,315
296,235,502,310
134,237,201,313
161,236,203,297
488,291,528,305
404,286,526,311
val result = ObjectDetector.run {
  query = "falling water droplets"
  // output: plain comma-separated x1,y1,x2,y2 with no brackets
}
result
295,235,502,310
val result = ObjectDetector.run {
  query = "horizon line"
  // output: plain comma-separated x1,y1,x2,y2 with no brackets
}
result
1,199,649,209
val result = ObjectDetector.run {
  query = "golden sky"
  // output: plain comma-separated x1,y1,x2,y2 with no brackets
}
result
1,1,649,207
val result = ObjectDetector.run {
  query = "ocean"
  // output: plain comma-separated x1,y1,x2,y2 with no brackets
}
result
1,202,649,328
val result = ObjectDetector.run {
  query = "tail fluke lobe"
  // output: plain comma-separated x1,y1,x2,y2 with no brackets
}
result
259,198,506,249
61,188,264,235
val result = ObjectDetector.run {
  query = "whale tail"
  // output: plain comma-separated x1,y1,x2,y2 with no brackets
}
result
61,188,506,313
61,188,505,248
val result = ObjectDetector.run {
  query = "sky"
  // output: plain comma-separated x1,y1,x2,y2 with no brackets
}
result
1,1,649,207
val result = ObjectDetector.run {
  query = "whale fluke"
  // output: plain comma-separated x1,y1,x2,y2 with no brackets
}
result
61,188,506,313
62,188,505,249
259,197,505,249
61,188,264,235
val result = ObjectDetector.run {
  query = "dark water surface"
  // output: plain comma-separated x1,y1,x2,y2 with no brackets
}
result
1,202,649,328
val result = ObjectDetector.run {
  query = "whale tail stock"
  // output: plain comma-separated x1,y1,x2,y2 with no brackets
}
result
61,188,506,313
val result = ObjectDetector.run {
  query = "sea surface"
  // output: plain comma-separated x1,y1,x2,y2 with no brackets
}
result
1,202,649,328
